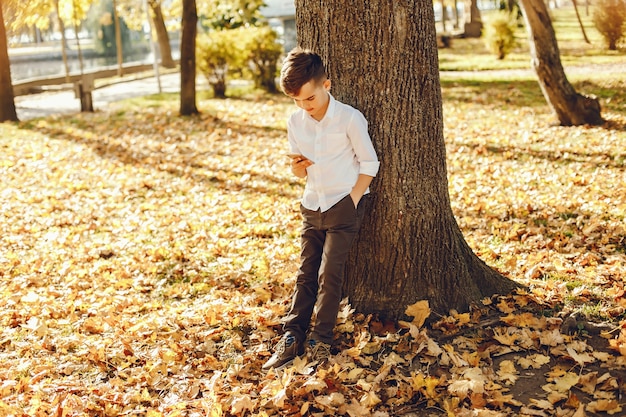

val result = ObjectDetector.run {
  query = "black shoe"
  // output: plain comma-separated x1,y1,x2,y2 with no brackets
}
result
262,333,303,370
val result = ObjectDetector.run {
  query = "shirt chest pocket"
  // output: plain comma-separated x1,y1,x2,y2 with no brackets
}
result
321,133,351,157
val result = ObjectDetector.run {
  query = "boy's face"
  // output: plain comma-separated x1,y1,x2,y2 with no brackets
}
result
288,79,331,121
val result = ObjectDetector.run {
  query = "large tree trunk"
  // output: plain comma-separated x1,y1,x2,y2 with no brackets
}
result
148,0,175,69
0,6,18,122
295,0,519,319
519,0,602,126
179,0,198,116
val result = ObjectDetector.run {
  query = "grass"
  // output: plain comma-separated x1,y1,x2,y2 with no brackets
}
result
439,74,626,119
438,5,625,71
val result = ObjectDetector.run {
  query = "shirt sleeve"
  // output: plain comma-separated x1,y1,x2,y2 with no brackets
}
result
347,111,380,177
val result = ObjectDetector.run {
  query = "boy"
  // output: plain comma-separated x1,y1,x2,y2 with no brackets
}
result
262,48,379,370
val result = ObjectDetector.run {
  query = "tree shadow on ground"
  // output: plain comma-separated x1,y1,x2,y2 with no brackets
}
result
468,141,624,169
441,79,547,108
18,112,302,200
441,78,626,122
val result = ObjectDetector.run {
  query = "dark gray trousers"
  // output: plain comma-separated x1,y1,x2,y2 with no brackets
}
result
283,194,367,344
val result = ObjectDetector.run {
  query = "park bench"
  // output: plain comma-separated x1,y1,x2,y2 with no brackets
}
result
12,63,158,113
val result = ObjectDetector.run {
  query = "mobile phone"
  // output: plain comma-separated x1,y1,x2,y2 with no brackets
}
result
287,153,307,161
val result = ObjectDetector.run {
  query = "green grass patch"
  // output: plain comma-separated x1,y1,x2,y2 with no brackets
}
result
439,6,625,71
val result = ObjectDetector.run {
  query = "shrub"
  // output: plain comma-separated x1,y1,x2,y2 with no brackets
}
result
196,30,246,98
241,26,283,93
593,0,626,50
483,10,518,59
197,26,283,96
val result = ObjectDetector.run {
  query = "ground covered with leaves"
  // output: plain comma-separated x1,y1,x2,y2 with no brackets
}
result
1,76,625,416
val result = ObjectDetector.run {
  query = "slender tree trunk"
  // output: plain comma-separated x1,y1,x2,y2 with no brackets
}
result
464,0,483,37
180,0,198,116
507,0,515,11
0,5,18,122
295,0,519,318
112,0,124,76
148,0,175,68
519,0,602,126
71,0,85,76
470,0,482,22
55,0,70,82
572,0,590,43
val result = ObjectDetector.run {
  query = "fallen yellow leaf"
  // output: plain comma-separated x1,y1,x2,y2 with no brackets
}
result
404,300,430,328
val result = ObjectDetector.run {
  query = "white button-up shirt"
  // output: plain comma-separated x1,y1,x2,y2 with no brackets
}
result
288,94,380,212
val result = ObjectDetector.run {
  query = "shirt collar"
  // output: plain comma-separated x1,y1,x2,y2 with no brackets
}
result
324,93,336,121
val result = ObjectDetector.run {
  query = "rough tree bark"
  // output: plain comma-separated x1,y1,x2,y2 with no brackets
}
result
294,0,519,319
179,0,198,116
0,4,18,122
519,0,602,126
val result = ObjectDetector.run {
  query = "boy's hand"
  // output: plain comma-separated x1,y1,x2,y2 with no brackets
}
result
291,156,313,178
349,191,361,208
350,174,374,207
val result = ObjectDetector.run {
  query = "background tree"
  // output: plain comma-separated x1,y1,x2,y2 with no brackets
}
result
464,0,483,37
196,0,265,30
197,29,243,98
53,0,71,81
117,0,175,68
439,0,449,32
243,26,282,93
6,0,92,43
193,0,277,100
483,9,518,59
593,0,626,50
572,0,591,44
95,0,130,58
197,25,282,97
1,0,70,90
0,1,18,122
518,0,603,126
179,0,198,115
4,0,55,37
147,0,175,68
5,0,93,81
295,0,519,318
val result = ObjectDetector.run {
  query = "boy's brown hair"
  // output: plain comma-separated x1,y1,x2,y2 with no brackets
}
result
279,47,327,96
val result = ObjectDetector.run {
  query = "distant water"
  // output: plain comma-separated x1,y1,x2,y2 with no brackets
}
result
11,45,180,82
